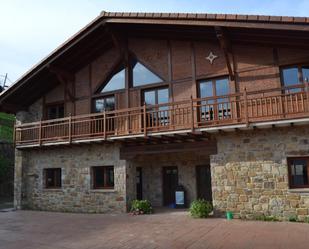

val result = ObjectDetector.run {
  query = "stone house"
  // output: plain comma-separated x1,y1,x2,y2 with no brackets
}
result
1,11,309,220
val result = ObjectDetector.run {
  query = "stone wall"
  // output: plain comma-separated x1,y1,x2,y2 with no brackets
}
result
18,143,127,213
211,126,309,221
128,151,211,207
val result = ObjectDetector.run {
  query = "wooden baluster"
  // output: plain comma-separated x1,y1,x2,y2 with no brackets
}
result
306,81,309,112
243,88,249,127
68,116,72,144
143,103,147,137
190,96,194,132
103,111,107,140
39,119,42,146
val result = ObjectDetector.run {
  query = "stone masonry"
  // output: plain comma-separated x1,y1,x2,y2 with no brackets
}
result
211,126,309,221
16,143,127,213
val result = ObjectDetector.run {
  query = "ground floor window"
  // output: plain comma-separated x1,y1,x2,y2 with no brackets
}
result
44,168,61,188
92,166,114,189
287,157,309,188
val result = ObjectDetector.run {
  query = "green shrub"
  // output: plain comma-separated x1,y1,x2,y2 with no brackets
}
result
254,214,280,222
130,200,153,215
288,216,298,222
189,199,213,218
304,217,309,223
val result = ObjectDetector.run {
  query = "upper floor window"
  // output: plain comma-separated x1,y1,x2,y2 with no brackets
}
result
93,96,115,113
100,67,125,93
46,103,64,119
198,77,230,121
281,65,309,93
199,77,230,101
143,87,169,106
288,157,309,189
132,59,163,87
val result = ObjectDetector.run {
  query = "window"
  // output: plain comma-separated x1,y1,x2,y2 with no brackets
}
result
288,158,309,188
100,67,125,93
281,65,309,93
44,168,61,189
93,96,115,113
92,166,114,189
198,77,230,121
143,87,169,126
132,59,163,87
143,87,169,106
46,104,64,119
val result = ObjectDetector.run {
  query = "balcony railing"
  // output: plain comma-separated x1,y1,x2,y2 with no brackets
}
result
14,84,309,147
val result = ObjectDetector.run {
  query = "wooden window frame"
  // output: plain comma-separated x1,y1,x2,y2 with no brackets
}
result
287,157,309,189
44,168,62,189
92,95,116,113
44,102,65,120
141,86,170,106
91,166,114,189
280,64,309,92
197,76,231,99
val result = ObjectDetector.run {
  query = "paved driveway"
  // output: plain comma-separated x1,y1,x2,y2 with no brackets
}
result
0,210,309,249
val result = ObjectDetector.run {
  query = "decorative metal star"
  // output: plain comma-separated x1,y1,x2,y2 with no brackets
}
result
206,51,218,64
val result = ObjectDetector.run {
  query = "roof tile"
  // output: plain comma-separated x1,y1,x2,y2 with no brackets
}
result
206,14,216,19
236,14,248,20
281,16,294,22
216,14,226,20
294,17,306,23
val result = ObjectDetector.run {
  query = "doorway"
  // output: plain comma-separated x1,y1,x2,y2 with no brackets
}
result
136,167,143,200
162,166,178,206
196,165,213,202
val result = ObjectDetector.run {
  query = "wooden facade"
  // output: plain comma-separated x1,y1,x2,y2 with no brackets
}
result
2,12,309,147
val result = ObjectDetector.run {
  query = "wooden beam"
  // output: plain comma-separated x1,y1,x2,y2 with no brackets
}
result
120,140,217,159
214,26,235,80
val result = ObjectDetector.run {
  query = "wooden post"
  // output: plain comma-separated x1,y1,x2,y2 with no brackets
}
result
39,120,42,146
190,96,195,132
243,88,249,127
143,103,147,137
103,111,107,140
305,81,309,112
68,115,72,144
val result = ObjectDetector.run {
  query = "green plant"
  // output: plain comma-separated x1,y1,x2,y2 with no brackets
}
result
189,199,213,218
303,217,309,223
288,216,298,222
253,214,280,222
130,200,153,215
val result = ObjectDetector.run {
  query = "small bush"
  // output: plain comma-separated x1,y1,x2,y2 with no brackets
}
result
304,217,309,223
288,216,298,222
254,214,280,222
189,199,213,218
130,200,153,215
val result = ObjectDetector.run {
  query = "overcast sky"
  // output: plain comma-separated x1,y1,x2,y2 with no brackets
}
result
1,0,309,85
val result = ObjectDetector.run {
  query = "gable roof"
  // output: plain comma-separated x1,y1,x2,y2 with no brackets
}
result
2,11,309,113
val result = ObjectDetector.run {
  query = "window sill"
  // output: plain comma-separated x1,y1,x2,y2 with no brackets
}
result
288,188,309,193
90,189,116,193
42,188,63,192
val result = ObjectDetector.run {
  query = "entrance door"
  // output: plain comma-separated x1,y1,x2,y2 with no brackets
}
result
136,167,143,200
196,165,213,202
163,167,178,206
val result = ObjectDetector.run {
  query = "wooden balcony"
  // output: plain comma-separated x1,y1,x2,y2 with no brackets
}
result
14,84,309,148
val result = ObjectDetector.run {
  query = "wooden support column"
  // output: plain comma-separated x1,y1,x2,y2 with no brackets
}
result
48,65,76,116
214,26,235,81
167,40,173,102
